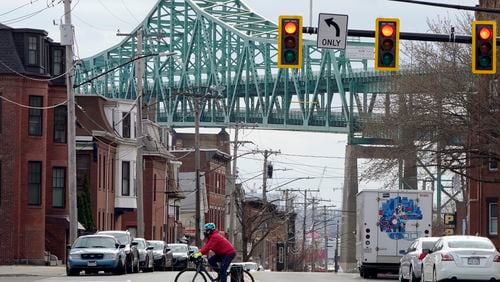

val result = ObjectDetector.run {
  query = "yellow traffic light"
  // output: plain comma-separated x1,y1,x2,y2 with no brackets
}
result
375,18,400,71
278,16,303,69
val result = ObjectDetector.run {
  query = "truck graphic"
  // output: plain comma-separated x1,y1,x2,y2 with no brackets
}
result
378,196,424,240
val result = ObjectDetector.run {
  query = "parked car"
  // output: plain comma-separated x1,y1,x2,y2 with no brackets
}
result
231,262,259,272
421,235,500,282
166,243,189,270
187,246,199,268
96,230,140,273
133,238,154,272
148,240,171,271
66,234,127,276
399,236,439,282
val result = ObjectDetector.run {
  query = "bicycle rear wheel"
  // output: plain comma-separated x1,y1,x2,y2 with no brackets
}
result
174,269,208,282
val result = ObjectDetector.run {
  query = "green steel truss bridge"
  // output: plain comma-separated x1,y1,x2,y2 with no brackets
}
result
74,0,393,142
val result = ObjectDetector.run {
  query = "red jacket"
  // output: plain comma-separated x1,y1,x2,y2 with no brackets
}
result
200,230,236,256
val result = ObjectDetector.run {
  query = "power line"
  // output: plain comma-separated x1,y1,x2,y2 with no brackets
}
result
389,0,500,14
0,0,41,17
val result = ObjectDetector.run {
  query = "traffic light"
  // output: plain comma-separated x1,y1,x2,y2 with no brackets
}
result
278,15,303,68
375,18,400,71
472,21,496,74
267,163,273,178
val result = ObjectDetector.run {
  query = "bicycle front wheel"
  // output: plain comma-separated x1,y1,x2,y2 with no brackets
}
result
174,269,208,282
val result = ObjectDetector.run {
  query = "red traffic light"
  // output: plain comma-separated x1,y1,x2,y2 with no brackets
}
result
284,22,298,35
479,26,492,40
472,21,496,74
381,23,395,37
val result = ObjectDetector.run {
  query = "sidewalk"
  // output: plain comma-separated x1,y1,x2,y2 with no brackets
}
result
0,265,65,277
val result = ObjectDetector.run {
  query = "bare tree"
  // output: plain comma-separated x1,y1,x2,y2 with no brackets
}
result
234,189,294,262
361,13,500,188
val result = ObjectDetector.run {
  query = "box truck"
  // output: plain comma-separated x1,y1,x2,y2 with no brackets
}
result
356,189,433,278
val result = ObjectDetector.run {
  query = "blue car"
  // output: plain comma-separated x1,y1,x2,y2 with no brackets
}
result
67,234,127,276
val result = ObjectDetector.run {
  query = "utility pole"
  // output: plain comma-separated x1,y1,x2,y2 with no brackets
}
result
283,188,319,271
309,197,330,272
229,123,253,244
320,205,336,270
64,0,77,245
255,149,279,270
174,87,223,246
135,29,145,238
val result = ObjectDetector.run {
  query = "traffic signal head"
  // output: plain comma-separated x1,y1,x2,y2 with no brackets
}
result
278,16,303,69
472,21,496,74
375,18,400,71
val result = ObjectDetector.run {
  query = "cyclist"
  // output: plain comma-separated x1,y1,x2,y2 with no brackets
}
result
191,223,236,282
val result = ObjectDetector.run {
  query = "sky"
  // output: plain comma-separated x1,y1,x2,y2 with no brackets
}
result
0,0,478,206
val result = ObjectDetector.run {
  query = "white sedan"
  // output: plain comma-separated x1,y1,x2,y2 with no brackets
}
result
421,235,500,282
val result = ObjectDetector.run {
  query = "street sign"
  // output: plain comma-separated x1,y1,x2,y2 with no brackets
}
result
317,13,348,49
346,46,374,60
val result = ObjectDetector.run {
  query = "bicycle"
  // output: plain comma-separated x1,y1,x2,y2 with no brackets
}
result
174,256,255,282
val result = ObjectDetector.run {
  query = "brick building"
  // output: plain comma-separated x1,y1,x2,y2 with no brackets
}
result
75,95,180,241
170,130,231,241
0,24,68,264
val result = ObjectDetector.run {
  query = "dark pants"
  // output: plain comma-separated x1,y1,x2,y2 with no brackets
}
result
208,252,236,282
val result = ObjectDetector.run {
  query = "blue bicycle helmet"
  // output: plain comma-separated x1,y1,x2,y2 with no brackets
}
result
203,223,216,231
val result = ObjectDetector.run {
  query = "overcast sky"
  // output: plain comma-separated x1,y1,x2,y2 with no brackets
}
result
0,0,478,206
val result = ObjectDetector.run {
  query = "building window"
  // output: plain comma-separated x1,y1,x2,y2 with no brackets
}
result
28,36,38,65
28,96,43,136
52,167,65,208
52,49,63,75
122,161,130,196
28,161,42,205
489,202,498,236
154,174,157,202
122,113,131,138
53,105,67,143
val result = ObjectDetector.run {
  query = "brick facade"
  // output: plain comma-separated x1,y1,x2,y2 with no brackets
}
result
0,24,67,264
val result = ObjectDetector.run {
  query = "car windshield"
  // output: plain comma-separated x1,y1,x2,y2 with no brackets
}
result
169,245,188,252
422,241,438,250
136,240,146,249
149,242,164,250
448,240,494,249
100,232,130,244
245,263,258,270
74,237,116,249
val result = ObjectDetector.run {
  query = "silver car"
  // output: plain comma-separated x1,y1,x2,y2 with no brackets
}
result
399,236,439,282
67,234,127,276
133,238,154,272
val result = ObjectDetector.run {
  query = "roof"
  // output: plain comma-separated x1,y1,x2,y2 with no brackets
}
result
75,95,115,137
0,28,25,75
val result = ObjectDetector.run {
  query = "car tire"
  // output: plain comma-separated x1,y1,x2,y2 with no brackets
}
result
67,268,80,276
399,267,409,282
409,266,418,282
134,255,140,273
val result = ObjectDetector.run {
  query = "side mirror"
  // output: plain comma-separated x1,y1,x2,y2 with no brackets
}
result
66,244,72,251
115,243,120,249
131,241,139,246
399,250,407,255
165,248,171,252
119,244,126,249
146,246,154,251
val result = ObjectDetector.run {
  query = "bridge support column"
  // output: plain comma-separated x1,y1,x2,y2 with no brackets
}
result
340,145,358,273
403,151,418,189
